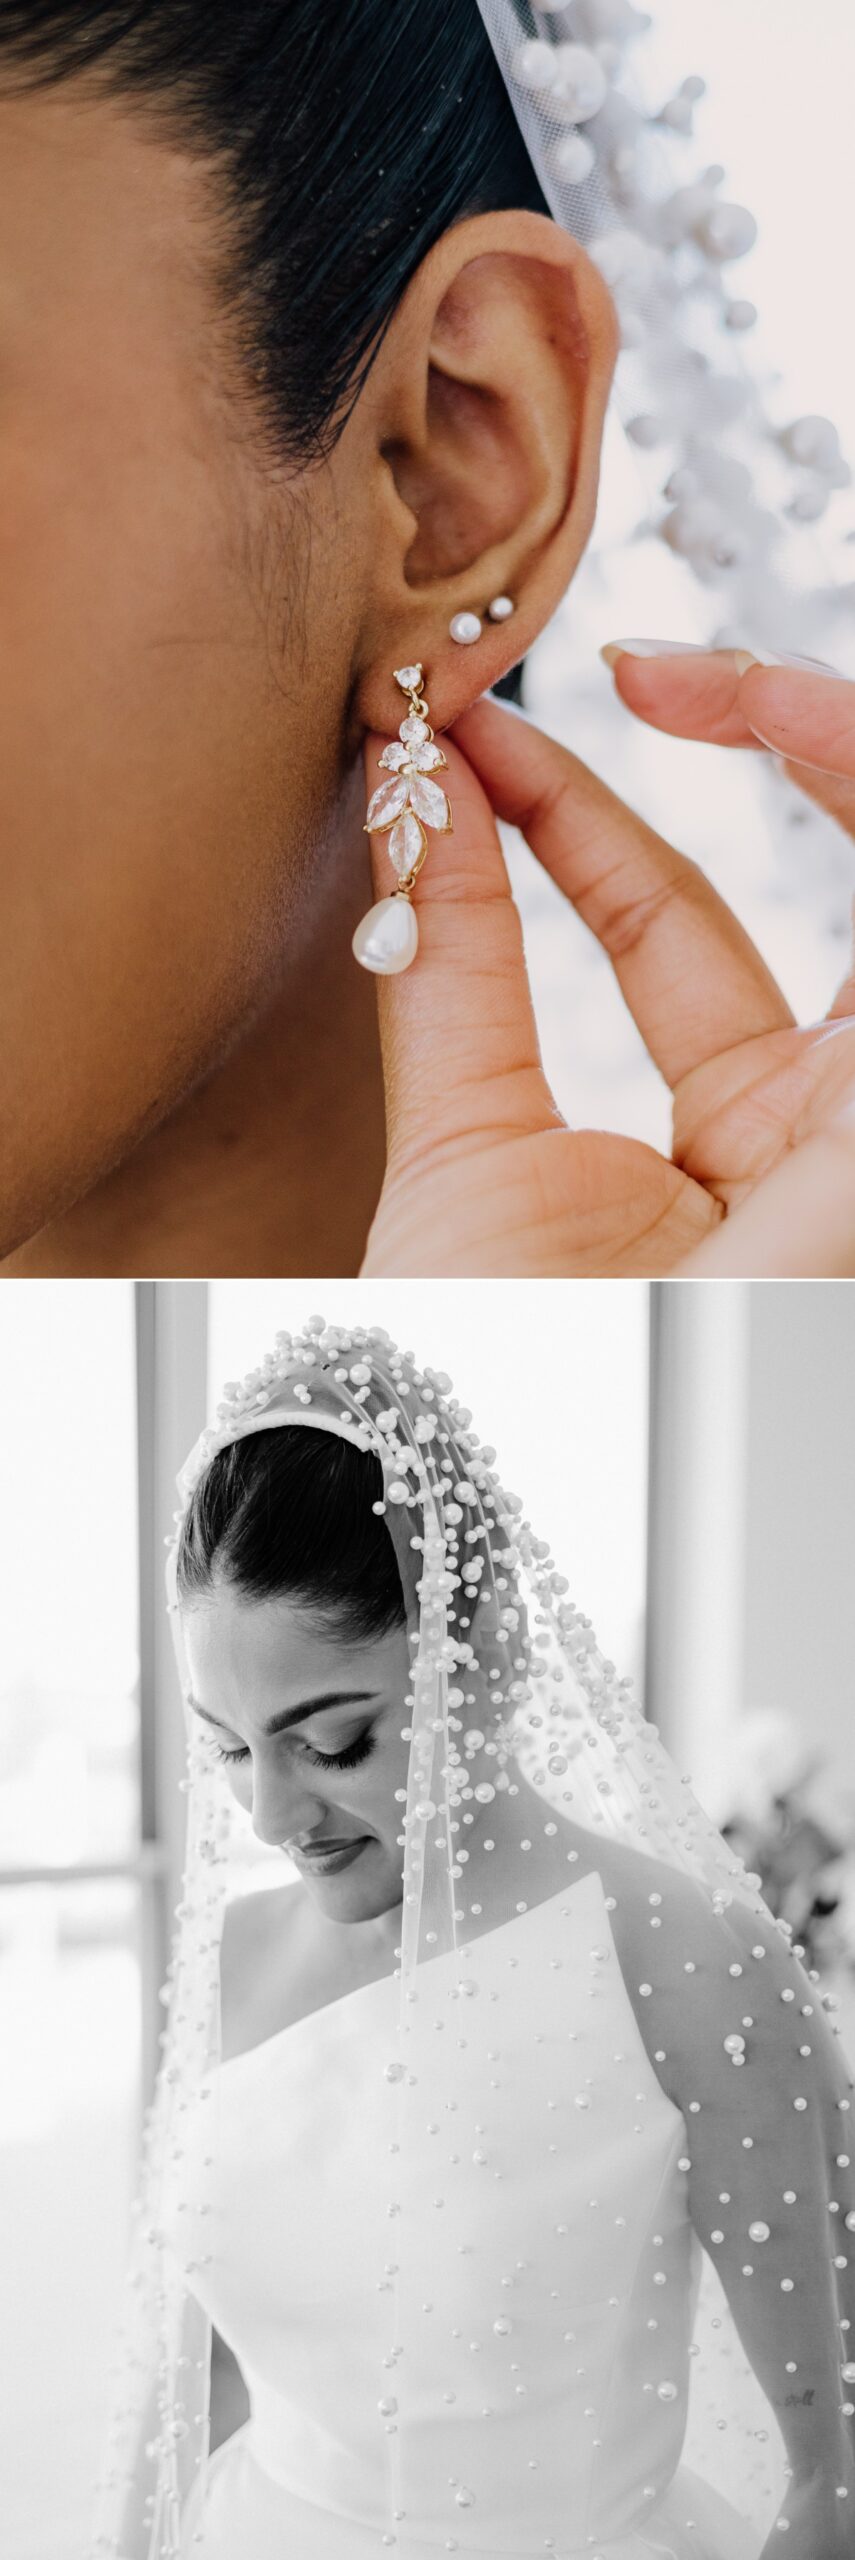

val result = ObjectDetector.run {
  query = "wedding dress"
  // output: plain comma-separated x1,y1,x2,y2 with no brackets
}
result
173,1874,756,2560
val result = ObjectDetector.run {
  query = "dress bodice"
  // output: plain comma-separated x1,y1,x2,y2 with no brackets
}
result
171,1871,756,2560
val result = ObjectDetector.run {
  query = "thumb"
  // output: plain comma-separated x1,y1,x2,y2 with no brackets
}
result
676,1071,855,1276
360,724,555,1173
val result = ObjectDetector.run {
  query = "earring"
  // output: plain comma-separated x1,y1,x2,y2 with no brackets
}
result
353,664,453,976
449,597,515,641
450,610,482,645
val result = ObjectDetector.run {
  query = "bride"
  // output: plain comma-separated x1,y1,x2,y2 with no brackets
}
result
93,1319,855,2560
3,3,855,1282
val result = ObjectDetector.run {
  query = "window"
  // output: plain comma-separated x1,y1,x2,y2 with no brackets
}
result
0,1284,141,2560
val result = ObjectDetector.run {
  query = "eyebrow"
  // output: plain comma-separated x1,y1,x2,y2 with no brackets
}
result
188,1689,380,1739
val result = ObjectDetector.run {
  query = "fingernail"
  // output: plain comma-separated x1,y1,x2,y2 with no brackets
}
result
733,647,842,678
599,637,709,669
600,636,844,680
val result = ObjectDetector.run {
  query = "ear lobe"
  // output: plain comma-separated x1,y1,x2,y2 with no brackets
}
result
355,209,619,738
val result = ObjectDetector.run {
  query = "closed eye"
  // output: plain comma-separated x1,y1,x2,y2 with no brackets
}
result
303,1732,375,1771
213,1731,375,1773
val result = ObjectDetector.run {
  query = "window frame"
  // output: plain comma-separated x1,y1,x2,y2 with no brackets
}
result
0,1281,208,2120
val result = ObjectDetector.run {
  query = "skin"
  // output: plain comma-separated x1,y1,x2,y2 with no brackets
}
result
181,1581,532,1968
182,1592,416,1944
360,659,855,1277
181,1580,854,2550
2,86,852,1278
0,75,617,1274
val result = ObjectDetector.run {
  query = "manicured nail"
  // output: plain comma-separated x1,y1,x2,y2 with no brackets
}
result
733,647,842,678
600,637,843,680
599,637,709,669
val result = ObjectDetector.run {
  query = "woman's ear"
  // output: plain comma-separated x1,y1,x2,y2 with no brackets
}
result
351,207,619,735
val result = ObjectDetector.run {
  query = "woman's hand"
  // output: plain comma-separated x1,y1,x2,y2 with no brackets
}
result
359,657,855,1276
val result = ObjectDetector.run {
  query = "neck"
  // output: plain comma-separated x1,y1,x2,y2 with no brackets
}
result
2,787,385,1278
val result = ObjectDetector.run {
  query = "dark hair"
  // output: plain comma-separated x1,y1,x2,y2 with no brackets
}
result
0,2,548,473
176,1425,406,1643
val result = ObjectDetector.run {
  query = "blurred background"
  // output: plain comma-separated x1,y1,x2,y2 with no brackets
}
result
511,0,855,1153
1,1275,854,2556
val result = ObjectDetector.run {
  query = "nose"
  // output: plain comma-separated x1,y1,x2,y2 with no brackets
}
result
249,1754,326,1852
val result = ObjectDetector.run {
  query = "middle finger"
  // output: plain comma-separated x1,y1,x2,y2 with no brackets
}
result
451,694,793,1091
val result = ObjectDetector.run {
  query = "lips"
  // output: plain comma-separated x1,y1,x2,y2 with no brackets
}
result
296,1836,363,1856
292,1836,369,1871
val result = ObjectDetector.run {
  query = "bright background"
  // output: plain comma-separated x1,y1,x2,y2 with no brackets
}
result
516,0,855,1155
0,1286,141,2560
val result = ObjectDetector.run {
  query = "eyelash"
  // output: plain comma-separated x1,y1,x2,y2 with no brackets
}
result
213,1732,375,1773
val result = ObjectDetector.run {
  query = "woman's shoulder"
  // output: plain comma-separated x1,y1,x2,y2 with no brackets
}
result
581,1828,710,1924
220,1880,307,2062
588,1832,807,2081
222,1878,302,1966
585,1827,765,1944
583,1829,786,1998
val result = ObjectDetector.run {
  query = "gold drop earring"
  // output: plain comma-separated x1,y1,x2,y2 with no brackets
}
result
352,664,452,977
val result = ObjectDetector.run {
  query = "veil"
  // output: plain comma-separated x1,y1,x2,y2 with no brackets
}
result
91,1317,855,2559
473,1,853,666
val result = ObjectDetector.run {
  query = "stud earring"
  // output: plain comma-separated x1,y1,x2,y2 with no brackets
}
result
449,597,516,641
449,610,482,645
353,664,453,976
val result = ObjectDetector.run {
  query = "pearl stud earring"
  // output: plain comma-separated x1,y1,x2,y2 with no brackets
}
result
353,664,453,976
449,610,482,646
449,597,515,642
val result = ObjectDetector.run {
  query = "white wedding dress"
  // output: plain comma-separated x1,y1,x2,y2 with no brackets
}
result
171,1873,765,2560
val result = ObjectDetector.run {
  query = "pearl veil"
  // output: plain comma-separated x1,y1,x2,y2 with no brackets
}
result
91,1318,855,2559
474,0,852,661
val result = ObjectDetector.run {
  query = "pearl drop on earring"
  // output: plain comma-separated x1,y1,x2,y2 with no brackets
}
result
449,611,483,646
487,596,515,622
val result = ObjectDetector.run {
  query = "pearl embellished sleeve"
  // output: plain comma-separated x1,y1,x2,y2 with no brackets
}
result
610,1866,855,2550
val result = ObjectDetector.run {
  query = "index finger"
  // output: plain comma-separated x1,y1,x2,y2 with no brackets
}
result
361,728,557,1174
451,694,792,1090
603,648,855,840
605,645,766,750
730,661,855,780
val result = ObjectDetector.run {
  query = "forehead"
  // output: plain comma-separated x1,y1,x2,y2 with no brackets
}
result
181,1584,407,1727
